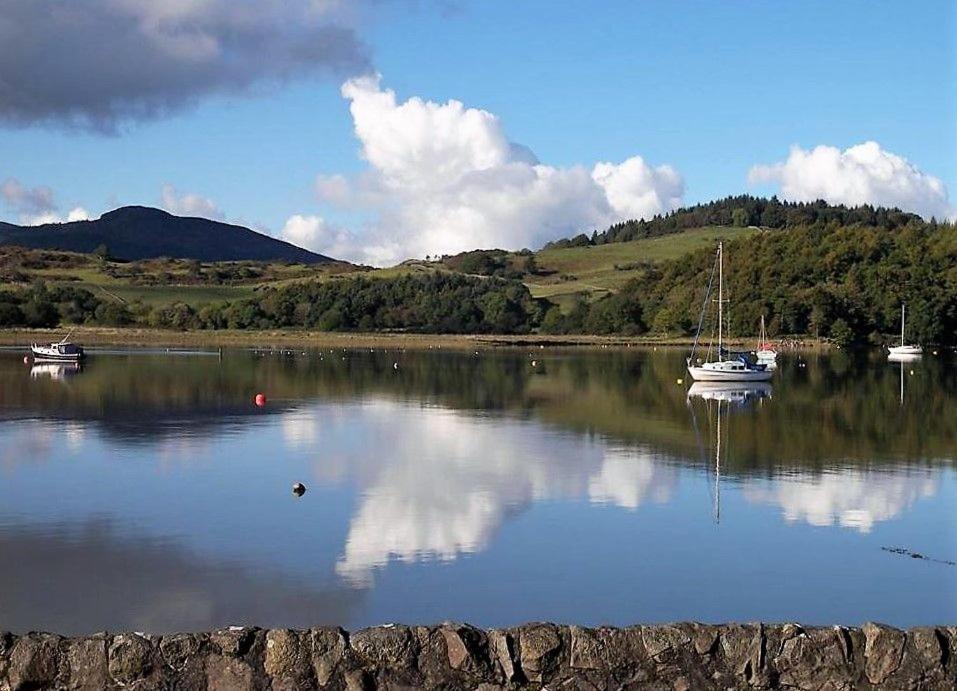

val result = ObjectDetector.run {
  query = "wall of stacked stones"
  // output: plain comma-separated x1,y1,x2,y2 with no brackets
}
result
1,622,954,690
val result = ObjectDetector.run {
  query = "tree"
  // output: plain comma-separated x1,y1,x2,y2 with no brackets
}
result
829,318,854,348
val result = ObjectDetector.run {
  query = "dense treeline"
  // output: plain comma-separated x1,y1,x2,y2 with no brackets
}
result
0,282,132,327
544,196,925,249
546,220,957,346
160,273,541,334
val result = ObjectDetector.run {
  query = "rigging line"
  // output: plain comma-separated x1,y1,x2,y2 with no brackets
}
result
689,248,719,363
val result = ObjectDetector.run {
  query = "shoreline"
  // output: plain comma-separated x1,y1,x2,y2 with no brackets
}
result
0,326,830,352
1,622,950,689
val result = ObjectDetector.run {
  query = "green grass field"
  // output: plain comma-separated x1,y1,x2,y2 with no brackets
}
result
2,226,760,311
76,283,258,306
526,226,759,303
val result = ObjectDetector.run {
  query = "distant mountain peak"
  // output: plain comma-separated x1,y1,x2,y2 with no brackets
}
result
100,205,174,221
0,205,334,264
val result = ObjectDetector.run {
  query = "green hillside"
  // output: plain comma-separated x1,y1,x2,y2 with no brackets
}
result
527,225,759,303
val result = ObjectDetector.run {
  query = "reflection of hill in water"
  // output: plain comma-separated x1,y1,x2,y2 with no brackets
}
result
0,349,953,468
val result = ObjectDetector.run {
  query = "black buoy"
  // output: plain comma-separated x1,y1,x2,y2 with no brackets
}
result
292,482,306,497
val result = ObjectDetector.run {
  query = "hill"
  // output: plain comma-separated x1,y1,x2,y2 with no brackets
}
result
543,195,925,249
0,206,332,263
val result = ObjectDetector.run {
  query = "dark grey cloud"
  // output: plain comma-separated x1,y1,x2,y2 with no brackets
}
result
0,0,373,131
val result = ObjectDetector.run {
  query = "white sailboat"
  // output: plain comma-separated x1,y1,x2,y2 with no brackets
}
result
687,242,772,382
755,315,777,366
887,303,922,356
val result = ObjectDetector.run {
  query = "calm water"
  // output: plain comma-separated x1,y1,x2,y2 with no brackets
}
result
0,346,954,634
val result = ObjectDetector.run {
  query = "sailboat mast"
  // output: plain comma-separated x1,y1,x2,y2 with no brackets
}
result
901,303,905,346
717,242,723,355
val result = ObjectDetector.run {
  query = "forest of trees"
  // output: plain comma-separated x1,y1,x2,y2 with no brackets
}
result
541,219,957,346
543,195,926,249
2,199,955,346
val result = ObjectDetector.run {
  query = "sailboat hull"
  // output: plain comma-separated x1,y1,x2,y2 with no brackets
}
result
888,345,922,356
687,365,773,382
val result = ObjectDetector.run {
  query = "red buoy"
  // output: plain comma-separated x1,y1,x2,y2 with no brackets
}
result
254,393,266,407
23,356,30,365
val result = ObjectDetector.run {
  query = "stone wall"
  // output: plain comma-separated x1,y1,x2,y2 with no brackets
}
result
1,622,954,690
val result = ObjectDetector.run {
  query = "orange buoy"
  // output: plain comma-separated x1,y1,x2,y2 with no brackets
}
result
254,393,266,407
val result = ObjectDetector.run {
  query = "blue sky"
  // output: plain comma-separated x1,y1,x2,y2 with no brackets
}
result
0,0,954,262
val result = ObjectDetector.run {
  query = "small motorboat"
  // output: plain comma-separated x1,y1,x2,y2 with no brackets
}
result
31,333,85,363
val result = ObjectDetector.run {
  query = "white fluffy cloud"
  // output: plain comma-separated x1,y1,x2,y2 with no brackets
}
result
279,214,360,262
0,177,91,225
160,184,223,220
749,141,954,221
289,75,684,265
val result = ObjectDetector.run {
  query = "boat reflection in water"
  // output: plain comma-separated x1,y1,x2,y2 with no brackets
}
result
30,362,83,381
687,381,772,404
687,381,772,523
887,352,920,405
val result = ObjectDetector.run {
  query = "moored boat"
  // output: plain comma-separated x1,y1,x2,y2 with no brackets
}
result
888,303,922,356
686,242,772,382
755,315,777,366
31,333,85,363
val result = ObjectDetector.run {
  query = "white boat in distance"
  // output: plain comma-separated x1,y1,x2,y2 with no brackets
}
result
31,333,85,363
887,303,922,356
687,242,772,382
755,314,777,366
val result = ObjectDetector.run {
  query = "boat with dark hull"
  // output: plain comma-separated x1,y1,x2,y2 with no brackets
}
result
31,334,85,363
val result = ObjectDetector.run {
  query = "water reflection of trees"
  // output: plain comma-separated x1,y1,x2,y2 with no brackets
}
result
0,349,953,469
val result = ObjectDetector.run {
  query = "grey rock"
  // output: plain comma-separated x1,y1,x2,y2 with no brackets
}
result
344,668,374,691
774,628,850,690
7,634,61,691
439,623,491,678
159,632,202,671
108,633,153,685
206,653,256,691
351,625,417,669
595,626,648,677
0,632,14,679
211,626,257,657
518,623,562,682
862,621,905,685
686,624,720,656
311,627,348,687
641,624,690,659
909,626,945,670
265,628,313,690
719,623,764,682
569,626,604,670
66,635,109,691
488,629,517,682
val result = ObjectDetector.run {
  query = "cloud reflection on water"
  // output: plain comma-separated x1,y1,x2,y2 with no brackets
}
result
280,400,678,584
743,468,939,532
